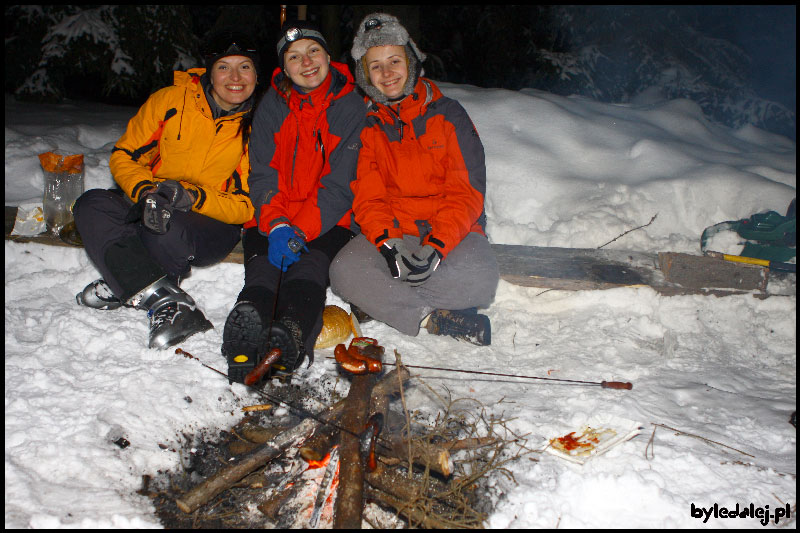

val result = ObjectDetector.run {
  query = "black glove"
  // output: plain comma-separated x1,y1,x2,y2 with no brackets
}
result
378,238,416,281
140,180,196,234
406,244,443,286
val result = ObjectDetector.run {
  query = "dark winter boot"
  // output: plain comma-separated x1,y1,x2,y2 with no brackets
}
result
277,279,327,368
265,318,305,380
76,279,127,310
349,303,374,324
222,301,270,385
425,308,491,346
129,277,213,350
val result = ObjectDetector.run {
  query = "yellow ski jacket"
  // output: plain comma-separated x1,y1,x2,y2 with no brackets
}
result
110,68,253,225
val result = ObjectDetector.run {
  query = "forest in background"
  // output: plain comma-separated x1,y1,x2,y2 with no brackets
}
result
4,5,796,139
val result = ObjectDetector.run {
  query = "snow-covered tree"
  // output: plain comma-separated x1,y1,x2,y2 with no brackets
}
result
421,5,795,139
9,5,197,104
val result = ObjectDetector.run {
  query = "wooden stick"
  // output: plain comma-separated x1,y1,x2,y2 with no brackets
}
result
175,367,410,514
376,436,453,477
334,372,378,528
241,403,272,412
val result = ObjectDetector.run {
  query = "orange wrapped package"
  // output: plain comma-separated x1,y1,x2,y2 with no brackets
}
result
39,151,85,238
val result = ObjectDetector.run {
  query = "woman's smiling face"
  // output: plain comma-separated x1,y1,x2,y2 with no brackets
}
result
209,55,257,110
364,45,408,99
283,38,330,92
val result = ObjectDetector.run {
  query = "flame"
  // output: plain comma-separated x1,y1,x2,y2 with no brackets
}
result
304,445,339,470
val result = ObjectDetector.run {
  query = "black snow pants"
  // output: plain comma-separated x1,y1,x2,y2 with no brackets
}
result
236,224,355,361
73,188,242,301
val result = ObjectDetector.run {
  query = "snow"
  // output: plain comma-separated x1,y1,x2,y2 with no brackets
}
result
4,81,796,528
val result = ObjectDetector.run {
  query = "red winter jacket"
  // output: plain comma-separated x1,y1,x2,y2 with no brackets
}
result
246,62,365,241
352,78,487,259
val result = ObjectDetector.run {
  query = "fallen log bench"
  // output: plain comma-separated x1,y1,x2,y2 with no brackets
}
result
5,205,771,294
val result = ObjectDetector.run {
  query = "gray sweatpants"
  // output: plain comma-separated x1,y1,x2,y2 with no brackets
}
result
329,233,499,336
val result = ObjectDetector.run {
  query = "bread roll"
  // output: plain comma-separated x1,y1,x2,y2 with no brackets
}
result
315,305,354,349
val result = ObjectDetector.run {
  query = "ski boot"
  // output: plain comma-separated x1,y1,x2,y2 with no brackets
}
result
129,277,213,350
76,279,126,310
424,308,491,346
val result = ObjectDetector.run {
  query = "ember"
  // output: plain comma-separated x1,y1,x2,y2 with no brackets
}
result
305,449,335,470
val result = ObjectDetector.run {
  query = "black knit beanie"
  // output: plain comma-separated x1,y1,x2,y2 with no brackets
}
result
202,29,261,77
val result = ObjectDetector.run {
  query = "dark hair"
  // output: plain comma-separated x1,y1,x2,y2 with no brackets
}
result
237,84,266,152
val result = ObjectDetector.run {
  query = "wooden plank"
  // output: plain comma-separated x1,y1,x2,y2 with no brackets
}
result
4,206,768,295
658,252,767,291
491,243,664,290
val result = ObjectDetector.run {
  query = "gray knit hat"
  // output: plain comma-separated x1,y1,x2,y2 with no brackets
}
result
350,13,426,104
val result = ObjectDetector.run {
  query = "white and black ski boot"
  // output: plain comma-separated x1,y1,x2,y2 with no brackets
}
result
76,279,126,310
129,277,213,350
424,308,491,346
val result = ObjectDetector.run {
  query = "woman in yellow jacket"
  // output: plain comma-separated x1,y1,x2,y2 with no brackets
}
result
73,30,258,350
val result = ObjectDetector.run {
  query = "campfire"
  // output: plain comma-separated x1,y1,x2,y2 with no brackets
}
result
145,341,530,528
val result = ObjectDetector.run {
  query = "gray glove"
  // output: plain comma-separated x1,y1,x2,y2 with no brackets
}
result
142,180,196,234
378,238,417,281
406,244,443,286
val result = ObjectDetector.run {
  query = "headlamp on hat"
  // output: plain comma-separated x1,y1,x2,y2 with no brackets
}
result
350,13,427,105
276,21,331,69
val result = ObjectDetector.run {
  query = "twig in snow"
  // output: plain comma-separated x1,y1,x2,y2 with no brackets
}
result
597,213,658,249
651,423,755,458
394,350,414,479
644,425,657,460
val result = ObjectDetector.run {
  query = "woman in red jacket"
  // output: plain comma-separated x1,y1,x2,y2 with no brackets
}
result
330,13,499,346
222,21,365,383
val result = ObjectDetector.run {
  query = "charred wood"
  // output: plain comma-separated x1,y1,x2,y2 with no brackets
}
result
176,366,410,514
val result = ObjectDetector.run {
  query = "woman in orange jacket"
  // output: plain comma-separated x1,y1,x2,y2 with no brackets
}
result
73,29,258,350
330,13,499,345
221,21,366,383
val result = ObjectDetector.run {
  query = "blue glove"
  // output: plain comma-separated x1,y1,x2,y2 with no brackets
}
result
268,225,306,271
406,244,443,286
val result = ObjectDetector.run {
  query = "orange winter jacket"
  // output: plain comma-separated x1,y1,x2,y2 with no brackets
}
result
110,68,254,225
353,78,487,259
247,63,365,241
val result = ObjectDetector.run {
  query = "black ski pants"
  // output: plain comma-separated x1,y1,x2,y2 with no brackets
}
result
237,225,355,359
73,188,242,301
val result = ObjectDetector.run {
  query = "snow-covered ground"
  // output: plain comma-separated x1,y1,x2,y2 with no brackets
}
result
4,83,796,528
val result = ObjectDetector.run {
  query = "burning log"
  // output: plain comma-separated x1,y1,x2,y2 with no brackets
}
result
175,366,410,514
298,418,340,463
